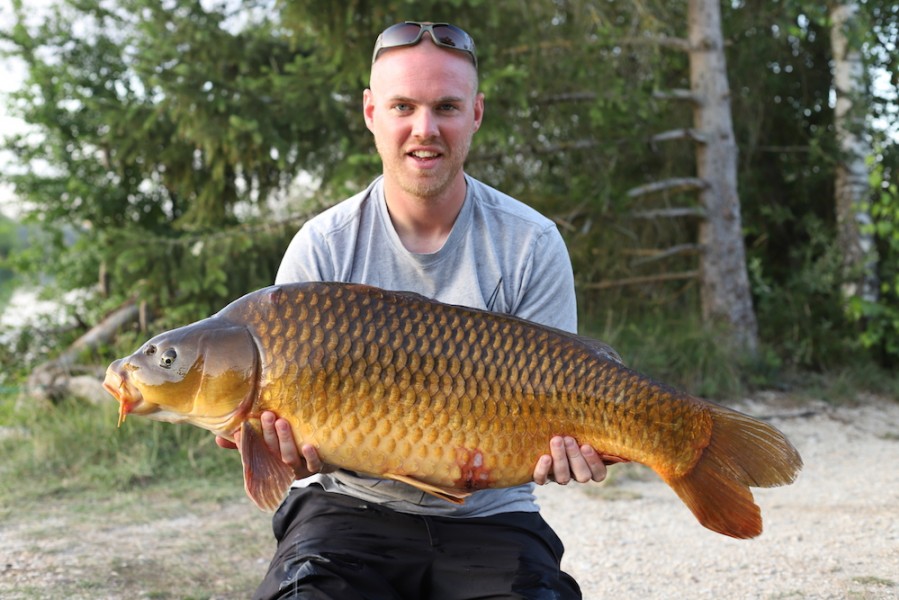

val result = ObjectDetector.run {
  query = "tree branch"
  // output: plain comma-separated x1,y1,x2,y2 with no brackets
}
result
619,35,691,52
535,139,601,153
537,92,597,104
627,244,703,266
626,178,707,199
654,89,701,103
651,128,708,145
584,271,700,290
26,299,141,403
626,207,706,219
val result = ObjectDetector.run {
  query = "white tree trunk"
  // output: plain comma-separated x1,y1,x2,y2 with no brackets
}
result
830,2,878,303
688,0,758,353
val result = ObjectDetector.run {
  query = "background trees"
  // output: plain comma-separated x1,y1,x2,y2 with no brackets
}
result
1,0,897,384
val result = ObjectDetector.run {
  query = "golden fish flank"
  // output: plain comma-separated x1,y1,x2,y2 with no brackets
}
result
103,282,802,539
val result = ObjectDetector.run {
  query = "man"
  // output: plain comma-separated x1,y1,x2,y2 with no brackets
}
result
220,21,610,599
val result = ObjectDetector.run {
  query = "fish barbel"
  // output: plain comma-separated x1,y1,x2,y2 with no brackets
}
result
102,282,802,538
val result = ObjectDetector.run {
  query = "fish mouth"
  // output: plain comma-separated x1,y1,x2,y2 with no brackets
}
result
102,363,150,427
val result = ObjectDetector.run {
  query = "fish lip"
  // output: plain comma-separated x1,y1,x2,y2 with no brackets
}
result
102,365,147,426
101,371,123,401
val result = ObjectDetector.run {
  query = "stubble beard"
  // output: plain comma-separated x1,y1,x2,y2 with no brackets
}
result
378,135,472,201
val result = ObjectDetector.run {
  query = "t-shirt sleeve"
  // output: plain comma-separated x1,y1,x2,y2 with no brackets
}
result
512,225,578,334
274,223,332,285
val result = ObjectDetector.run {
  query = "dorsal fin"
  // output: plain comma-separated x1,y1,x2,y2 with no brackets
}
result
572,334,623,364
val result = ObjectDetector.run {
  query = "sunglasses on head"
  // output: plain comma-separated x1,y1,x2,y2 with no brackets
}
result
372,21,477,68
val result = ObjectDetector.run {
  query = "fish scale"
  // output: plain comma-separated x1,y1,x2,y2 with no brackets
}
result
103,281,801,538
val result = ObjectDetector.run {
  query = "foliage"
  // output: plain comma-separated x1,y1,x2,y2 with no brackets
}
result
0,214,23,309
719,1,899,367
0,0,332,328
0,0,897,373
848,146,899,361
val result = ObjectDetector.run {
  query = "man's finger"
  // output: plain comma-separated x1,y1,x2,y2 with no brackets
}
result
580,444,607,482
533,454,553,485
300,443,324,474
261,411,280,455
275,417,301,470
550,436,571,485
563,437,595,483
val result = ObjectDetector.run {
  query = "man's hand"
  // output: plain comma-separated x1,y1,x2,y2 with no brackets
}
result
533,436,612,485
215,411,327,479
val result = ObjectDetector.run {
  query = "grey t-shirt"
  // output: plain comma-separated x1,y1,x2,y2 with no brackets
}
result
275,174,577,517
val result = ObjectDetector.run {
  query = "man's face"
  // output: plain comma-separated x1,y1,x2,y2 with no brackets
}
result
364,39,484,201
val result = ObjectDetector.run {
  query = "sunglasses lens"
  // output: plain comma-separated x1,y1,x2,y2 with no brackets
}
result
379,23,424,48
430,24,471,50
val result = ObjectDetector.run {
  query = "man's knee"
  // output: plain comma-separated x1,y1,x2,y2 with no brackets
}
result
253,551,371,600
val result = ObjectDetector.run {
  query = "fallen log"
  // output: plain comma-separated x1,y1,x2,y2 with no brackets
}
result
25,299,140,405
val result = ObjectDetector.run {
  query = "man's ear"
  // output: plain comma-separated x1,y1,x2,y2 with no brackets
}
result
473,92,485,132
363,88,376,132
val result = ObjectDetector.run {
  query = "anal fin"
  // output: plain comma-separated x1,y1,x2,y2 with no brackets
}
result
237,418,297,511
382,473,471,504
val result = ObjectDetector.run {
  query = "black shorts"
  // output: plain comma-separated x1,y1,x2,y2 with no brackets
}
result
253,485,581,600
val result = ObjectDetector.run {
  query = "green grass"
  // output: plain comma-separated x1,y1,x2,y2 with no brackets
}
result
0,391,243,512
580,309,767,399
580,308,899,403
786,364,899,404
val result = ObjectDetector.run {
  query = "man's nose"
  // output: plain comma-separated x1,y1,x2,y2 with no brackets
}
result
411,109,439,138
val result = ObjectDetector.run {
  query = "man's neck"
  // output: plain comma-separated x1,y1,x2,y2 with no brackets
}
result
383,176,467,254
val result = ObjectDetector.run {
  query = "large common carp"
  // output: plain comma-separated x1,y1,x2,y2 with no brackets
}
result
103,282,802,539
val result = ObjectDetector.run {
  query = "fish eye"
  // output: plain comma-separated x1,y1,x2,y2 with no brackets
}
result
159,348,177,368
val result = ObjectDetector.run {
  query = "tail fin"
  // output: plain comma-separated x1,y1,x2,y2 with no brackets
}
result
666,404,803,539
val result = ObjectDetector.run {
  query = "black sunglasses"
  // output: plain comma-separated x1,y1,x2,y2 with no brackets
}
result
372,21,477,68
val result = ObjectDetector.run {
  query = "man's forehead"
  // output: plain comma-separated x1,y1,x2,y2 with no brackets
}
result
369,41,478,90
380,93,469,105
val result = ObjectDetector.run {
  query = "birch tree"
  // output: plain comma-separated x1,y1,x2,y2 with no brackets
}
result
830,2,878,303
688,0,759,353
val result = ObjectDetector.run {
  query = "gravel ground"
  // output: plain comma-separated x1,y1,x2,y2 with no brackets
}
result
1,392,897,599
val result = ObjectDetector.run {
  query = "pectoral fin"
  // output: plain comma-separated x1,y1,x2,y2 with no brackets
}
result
237,419,297,512
382,473,471,504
